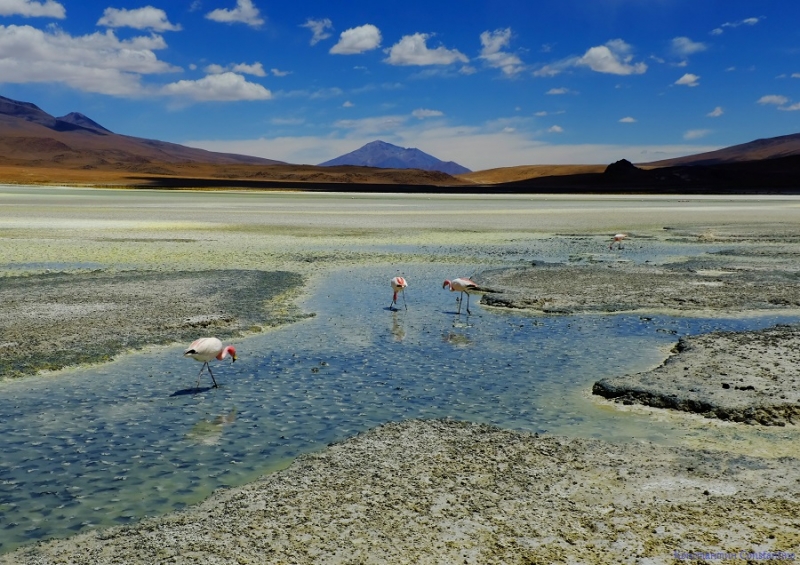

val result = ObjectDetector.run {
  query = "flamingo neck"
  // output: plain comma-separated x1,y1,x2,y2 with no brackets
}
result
217,346,236,360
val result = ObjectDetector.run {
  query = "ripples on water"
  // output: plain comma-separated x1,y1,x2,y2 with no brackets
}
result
0,263,797,552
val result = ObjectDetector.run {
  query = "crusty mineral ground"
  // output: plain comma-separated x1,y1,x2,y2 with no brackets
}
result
477,238,800,425
0,270,307,379
4,419,798,565
593,324,800,426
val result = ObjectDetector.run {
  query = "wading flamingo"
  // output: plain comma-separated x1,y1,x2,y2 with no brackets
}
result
390,276,408,310
183,337,237,389
443,277,481,315
609,233,627,250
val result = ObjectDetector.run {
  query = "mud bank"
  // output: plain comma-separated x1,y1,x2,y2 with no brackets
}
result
0,269,307,379
4,419,798,565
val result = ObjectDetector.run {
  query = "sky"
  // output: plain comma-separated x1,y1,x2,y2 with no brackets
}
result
0,0,798,171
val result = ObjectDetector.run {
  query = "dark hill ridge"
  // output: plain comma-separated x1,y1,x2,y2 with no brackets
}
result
644,132,800,166
0,95,284,166
319,140,471,175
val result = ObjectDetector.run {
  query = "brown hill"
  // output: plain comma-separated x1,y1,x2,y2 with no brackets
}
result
458,164,606,184
644,133,800,167
0,95,470,187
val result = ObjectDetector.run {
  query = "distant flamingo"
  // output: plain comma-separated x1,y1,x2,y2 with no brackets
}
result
443,277,481,315
183,337,237,389
390,276,408,310
609,233,627,250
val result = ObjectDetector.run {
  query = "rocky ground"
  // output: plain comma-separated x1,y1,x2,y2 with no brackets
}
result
4,419,798,565
477,235,800,426
0,269,307,379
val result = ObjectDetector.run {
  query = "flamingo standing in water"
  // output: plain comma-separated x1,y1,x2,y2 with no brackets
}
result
443,277,481,315
390,276,408,310
183,337,237,389
609,233,627,250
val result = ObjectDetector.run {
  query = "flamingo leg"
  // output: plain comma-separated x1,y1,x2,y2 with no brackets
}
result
401,290,407,310
456,293,462,315
207,364,219,388
465,292,472,315
196,362,207,389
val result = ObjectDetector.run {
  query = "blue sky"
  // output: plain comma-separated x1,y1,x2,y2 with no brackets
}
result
0,0,798,170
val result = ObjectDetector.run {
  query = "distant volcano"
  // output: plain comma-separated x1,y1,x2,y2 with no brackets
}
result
319,140,471,175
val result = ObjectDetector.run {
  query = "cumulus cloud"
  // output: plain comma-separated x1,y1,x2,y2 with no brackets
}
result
757,94,788,106
411,108,443,119
675,73,700,87
301,18,332,45
0,24,176,96
757,94,800,111
97,6,181,32
548,125,564,133
619,116,636,123
206,62,266,76
330,24,381,55
711,16,763,35
384,33,468,66
162,72,271,101
671,37,706,57
271,68,290,77
0,0,64,18
479,28,524,76
546,87,570,95
576,39,647,75
684,129,711,140
707,106,724,117
205,0,263,28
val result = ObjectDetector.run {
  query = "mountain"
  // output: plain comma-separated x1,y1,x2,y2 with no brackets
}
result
0,95,284,167
319,140,471,175
643,132,800,167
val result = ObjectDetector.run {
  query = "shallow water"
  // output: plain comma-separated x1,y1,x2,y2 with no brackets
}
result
0,262,798,552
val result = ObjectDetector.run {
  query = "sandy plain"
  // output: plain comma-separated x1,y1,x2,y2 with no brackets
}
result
2,186,800,563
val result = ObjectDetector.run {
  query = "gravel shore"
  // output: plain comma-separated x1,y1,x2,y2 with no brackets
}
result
0,269,307,379
5,418,798,565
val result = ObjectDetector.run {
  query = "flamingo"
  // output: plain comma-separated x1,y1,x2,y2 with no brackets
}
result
183,337,237,389
443,277,481,315
609,233,627,250
390,276,408,310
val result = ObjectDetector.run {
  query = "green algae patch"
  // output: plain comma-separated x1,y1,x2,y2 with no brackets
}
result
0,269,308,379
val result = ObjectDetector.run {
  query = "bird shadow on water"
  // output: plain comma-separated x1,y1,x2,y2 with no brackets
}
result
170,386,216,397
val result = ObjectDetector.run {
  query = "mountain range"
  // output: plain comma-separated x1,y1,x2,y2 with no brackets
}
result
2,94,800,192
319,140,471,175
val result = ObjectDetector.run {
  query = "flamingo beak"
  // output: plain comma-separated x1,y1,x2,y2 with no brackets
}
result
232,354,237,363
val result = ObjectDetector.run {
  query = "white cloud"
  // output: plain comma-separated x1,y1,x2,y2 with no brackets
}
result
271,68,290,77
0,0,64,18
330,24,381,55
385,33,468,66
684,129,711,140
671,37,706,57
342,100,354,108
713,16,763,34
301,17,332,45
792,73,800,79
97,7,181,32
758,94,789,106
162,72,271,102
0,24,176,96
548,125,564,133
707,106,724,117
206,62,266,77
675,73,700,87
412,108,443,119
619,116,636,123
576,39,647,75
479,28,524,77
205,0,263,28
546,87,570,95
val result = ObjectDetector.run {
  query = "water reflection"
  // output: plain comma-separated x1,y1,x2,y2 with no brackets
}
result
0,263,798,553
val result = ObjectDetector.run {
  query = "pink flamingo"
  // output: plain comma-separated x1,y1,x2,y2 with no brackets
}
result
183,337,237,388
609,233,627,250
443,277,481,315
390,276,408,310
